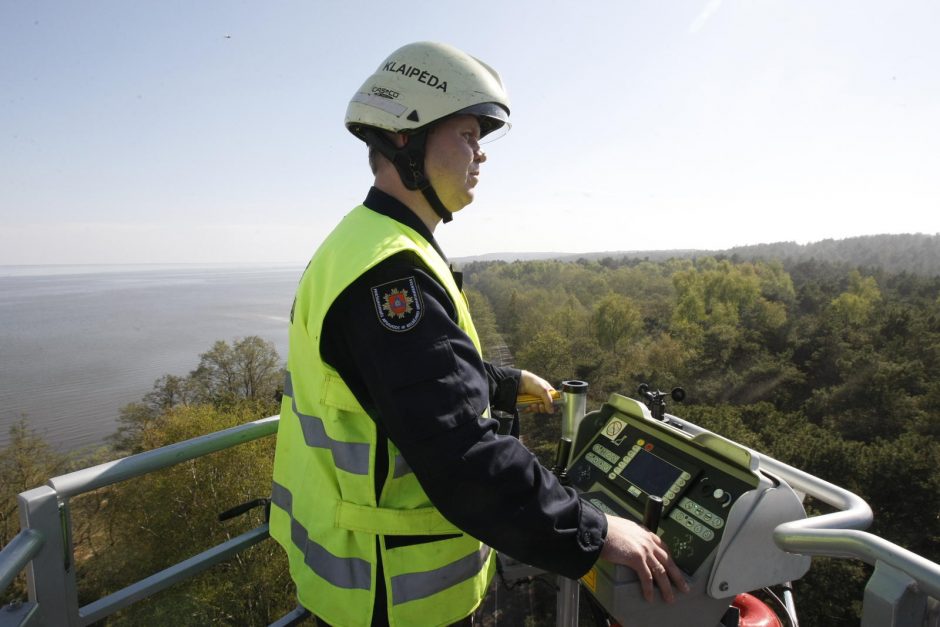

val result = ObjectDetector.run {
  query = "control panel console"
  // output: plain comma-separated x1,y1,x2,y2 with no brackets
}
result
567,393,810,626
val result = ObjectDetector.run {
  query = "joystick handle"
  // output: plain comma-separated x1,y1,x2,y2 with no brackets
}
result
644,495,664,532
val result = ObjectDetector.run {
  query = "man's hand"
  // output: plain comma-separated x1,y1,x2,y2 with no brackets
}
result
519,370,556,414
600,514,690,603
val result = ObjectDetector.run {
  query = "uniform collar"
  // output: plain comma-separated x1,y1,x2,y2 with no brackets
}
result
363,187,463,290
363,187,448,263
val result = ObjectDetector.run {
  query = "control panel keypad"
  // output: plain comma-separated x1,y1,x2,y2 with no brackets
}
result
585,451,614,473
592,443,621,465
678,497,724,529
668,509,716,542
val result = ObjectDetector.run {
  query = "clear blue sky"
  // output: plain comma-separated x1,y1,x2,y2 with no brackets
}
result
2,1,938,265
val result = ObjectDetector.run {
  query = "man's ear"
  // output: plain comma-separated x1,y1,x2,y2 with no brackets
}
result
393,133,409,149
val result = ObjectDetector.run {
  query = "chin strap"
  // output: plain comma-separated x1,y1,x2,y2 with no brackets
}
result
418,185,453,224
360,127,453,223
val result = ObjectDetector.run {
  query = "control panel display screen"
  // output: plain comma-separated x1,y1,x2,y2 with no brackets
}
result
621,449,682,498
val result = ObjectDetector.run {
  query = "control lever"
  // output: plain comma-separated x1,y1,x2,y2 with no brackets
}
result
516,389,562,409
552,437,572,484
643,495,664,533
218,497,271,523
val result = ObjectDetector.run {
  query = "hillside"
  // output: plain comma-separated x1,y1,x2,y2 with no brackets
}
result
456,233,940,276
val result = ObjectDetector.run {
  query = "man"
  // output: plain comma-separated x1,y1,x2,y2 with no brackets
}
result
270,41,687,626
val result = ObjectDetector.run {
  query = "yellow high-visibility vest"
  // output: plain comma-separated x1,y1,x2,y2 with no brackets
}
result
271,205,495,627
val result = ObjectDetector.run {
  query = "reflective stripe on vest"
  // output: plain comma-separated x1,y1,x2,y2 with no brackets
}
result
272,480,488,604
271,481,372,590
285,371,370,475
393,454,412,478
391,545,492,605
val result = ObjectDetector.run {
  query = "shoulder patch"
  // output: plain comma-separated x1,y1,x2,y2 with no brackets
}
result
371,276,424,332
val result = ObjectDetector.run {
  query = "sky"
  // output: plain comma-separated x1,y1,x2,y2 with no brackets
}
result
2,1,938,265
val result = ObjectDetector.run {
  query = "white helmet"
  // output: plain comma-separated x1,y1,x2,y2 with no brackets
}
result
345,42,511,222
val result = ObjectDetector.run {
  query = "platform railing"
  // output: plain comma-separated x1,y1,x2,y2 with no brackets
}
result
0,414,302,627
3,410,940,626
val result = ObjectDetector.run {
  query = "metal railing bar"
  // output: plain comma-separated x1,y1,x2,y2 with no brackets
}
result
755,452,940,599
665,413,874,530
49,416,279,499
773,528,940,600
667,412,940,601
0,530,44,595
759,454,874,531
267,604,311,627
77,523,270,625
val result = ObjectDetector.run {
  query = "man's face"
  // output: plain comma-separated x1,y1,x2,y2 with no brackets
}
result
424,115,485,213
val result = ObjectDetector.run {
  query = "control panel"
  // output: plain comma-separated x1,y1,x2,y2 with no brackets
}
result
566,393,811,626
569,406,757,575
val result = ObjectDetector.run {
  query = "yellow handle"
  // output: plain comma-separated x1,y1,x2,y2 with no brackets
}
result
516,389,562,407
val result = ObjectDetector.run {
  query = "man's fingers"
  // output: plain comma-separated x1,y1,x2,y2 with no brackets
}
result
602,514,690,604
650,560,675,603
650,532,670,550
667,560,690,593
652,544,689,594
638,565,654,603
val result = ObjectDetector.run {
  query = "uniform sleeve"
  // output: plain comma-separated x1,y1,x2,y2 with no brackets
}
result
321,252,607,578
483,362,522,414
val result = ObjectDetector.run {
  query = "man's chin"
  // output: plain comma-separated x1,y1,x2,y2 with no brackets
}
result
448,192,474,213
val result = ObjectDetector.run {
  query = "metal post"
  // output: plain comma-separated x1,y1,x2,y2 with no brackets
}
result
861,561,928,627
560,380,588,465
781,581,799,627
556,577,580,627
18,486,78,626
556,381,589,627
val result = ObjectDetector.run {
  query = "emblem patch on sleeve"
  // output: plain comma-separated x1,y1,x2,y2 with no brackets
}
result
371,276,424,332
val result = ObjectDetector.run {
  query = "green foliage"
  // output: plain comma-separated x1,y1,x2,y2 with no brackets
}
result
464,288,503,360
189,336,282,406
726,233,940,276
856,432,940,558
792,557,868,627
464,253,940,623
88,338,289,622
519,411,562,468
828,271,882,327
0,420,71,604
112,336,282,453
516,328,576,387
77,403,295,625
591,293,643,350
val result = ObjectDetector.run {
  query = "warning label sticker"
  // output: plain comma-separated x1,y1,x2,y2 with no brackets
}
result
602,417,626,441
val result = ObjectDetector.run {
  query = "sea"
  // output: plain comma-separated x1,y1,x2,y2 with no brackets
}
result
0,263,304,452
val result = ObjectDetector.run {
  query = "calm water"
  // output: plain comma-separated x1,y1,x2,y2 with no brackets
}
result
0,264,303,452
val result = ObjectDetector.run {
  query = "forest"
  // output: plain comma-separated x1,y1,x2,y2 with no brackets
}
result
2,251,939,625
509,233,940,278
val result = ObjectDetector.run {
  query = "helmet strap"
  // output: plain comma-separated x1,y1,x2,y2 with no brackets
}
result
361,127,454,224
418,183,453,224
